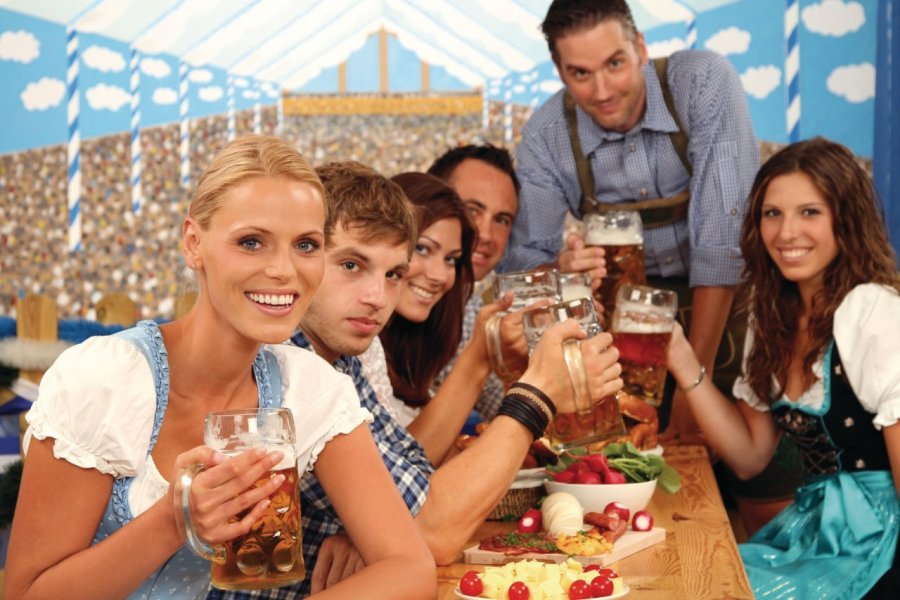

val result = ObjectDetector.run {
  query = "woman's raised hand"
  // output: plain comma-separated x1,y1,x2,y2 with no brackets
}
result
167,446,286,547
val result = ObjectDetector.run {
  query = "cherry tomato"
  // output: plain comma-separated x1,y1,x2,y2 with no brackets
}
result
598,567,618,579
508,581,530,599
590,574,614,597
583,563,602,572
459,570,483,596
517,508,543,533
568,579,591,599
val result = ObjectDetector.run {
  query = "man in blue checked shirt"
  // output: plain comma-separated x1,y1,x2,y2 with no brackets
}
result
501,0,760,439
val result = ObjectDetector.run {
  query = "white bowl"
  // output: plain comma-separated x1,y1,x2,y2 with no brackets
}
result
544,479,657,515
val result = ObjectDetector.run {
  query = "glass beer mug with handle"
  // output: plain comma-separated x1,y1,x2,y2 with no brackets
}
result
175,407,304,591
522,298,626,451
486,268,563,387
584,210,646,318
611,285,678,407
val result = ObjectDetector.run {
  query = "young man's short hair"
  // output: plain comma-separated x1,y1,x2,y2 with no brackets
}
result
315,161,417,254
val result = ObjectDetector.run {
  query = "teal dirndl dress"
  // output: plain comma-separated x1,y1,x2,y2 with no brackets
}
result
740,343,900,599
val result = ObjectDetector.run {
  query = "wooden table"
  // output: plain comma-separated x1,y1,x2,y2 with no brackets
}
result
437,445,752,599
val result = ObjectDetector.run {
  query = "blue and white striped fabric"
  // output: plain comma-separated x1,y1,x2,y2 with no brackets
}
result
253,96,261,134
66,26,81,252
680,1,697,49
276,89,284,136
179,62,190,189
227,74,235,142
129,47,142,215
785,0,801,142
501,51,759,288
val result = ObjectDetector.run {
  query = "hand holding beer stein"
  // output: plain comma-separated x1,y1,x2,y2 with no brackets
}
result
611,285,678,407
175,407,305,591
584,211,646,318
522,298,626,450
487,268,563,385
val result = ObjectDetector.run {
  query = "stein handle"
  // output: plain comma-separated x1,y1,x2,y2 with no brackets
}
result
562,338,592,413
485,313,516,386
173,463,227,563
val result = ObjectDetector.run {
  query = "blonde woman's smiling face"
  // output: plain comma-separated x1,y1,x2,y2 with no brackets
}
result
396,217,463,323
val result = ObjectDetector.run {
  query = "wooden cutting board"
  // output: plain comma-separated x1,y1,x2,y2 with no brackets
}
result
462,527,665,567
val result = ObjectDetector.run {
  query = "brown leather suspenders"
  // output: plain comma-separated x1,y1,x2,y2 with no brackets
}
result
564,57,691,229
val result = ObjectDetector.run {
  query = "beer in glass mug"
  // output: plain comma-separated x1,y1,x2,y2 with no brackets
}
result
611,285,677,407
176,407,305,591
522,298,625,450
584,211,646,318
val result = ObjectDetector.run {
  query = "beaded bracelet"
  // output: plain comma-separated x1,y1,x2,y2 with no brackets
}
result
497,395,549,440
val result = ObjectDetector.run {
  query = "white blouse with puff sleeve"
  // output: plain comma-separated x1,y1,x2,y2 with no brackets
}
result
733,283,900,429
25,330,372,518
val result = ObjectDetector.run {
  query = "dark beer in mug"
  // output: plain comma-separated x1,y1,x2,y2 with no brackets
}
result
584,212,645,318
610,286,677,407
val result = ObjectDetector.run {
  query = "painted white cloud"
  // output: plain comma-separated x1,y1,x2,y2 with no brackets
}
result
152,87,177,105
140,57,171,79
704,27,751,56
647,37,686,58
740,65,781,99
802,0,865,37
242,89,261,100
827,63,875,103
198,86,223,102
513,84,525,94
233,77,249,88
0,30,40,63
189,68,213,84
82,45,126,73
539,80,563,95
86,83,130,111
20,77,65,110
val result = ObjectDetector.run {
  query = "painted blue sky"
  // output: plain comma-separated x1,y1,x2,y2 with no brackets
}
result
0,0,881,156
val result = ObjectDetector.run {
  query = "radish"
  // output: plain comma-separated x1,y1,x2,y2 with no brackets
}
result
632,510,654,531
603,501,630,522
575,470,603,484
602,468,627,484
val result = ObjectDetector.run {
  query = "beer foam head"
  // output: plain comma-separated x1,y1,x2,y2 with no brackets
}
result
611,311,675,333
585,228,642,246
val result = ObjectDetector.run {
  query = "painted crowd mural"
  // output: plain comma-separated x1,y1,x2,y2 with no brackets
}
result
0,0,888,319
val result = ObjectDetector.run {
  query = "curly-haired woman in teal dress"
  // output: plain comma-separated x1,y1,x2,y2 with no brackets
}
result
667,137,900,599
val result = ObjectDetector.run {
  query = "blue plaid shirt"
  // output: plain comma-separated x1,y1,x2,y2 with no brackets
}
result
208,332,433,599
500,50,759,288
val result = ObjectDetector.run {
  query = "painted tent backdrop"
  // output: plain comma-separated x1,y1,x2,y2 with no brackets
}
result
0,0,887,319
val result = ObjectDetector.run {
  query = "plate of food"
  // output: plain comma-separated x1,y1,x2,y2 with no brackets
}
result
453,559,629,599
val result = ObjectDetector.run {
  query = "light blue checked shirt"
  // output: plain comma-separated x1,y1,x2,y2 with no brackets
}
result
500,50,759,288
208,332,433,599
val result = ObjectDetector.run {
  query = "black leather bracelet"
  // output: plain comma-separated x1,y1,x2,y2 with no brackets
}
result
497,395,548,440
507,390,553,424
509,381,557,416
